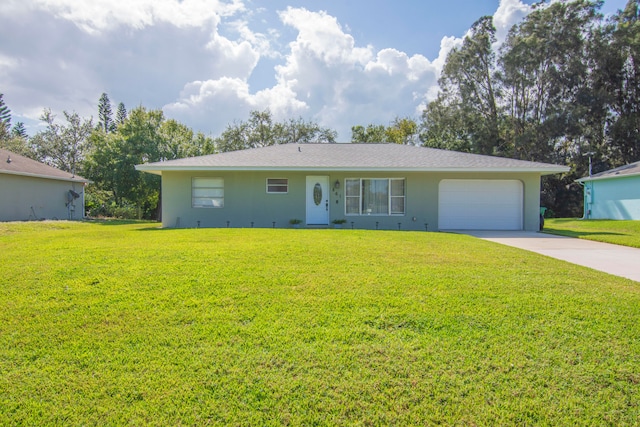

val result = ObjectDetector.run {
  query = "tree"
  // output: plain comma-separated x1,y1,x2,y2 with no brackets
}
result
0,93,11,140
215,110,336,152
500,1,602,163
420,95,472,151
11,122,27,139
98,93,116,133
30,109,94,174
116,102,127,126
351,124,388,143
385,117,419,145
437,16,502,155
351,117,418,144
601,0,640,165
85,106,216,219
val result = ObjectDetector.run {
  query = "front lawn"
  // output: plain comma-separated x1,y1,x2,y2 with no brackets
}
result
1,221,639,425
544,218,640,248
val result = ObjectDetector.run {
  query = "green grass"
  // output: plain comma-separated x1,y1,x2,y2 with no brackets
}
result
1,221,639,425
544,218,640,248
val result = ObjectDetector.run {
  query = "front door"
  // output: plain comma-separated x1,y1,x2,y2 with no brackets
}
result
306,176,330,225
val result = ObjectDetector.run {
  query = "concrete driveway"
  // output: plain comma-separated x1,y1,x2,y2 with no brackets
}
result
461,230,640,282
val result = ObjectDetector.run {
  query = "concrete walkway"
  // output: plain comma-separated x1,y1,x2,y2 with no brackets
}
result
460,231,640,283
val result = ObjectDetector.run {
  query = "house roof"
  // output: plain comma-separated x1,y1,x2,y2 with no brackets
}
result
0,148,89,183
577,160,640,183
136,143,569,175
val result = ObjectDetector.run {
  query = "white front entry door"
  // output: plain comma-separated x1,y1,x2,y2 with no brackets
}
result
306,176,330,225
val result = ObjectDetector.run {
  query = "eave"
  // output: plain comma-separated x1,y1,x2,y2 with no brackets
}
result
1,170,91,184
135,165,569,176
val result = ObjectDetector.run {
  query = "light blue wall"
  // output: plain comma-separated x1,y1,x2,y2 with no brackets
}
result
160,171,543,231
585,175,640,220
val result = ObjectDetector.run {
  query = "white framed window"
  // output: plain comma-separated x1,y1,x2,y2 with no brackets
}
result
192,177,224,208
345,178,405,216
267,178,288,194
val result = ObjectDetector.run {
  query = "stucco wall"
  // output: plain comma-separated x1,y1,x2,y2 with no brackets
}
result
161,171,543,231
0,174,85,221
586,176,640,220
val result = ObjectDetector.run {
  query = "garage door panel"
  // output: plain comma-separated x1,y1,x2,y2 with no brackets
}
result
439,179,523,230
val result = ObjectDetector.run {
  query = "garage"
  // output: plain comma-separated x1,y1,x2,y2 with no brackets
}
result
438,179,523,230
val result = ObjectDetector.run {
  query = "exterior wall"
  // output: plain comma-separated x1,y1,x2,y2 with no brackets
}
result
585,176,640,220
0,174,85,221
161,170,543,231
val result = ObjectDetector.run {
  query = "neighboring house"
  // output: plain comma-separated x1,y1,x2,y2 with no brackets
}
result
0,148,89,222
576,161,640,220
136,143,569,231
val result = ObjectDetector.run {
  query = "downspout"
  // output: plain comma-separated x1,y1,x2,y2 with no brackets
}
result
578,181,587,220
579,179,593,220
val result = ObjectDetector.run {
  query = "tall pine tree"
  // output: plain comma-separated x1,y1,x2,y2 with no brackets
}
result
116,102,127,126
0,93,11,133
98,93,116,133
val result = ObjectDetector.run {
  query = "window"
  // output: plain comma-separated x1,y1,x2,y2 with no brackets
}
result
267,178,288,194
192,177,224,208
345,178,405,215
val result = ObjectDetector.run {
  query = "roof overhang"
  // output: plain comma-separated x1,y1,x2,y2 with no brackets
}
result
136,164,569,176
0,170,91,184
576,172,640,183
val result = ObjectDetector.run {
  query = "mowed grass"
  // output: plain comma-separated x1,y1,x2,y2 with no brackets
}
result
545,218,640,248
1,222,639,426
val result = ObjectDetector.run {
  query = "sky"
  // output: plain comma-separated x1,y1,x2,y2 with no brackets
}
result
0,0,629,141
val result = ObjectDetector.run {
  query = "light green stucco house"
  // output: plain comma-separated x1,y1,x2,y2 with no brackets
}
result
136,143,568,231
0,148,89,222
577,160,640,220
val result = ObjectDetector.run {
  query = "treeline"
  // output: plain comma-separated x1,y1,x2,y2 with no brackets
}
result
421,0,640,216
1,0,638,219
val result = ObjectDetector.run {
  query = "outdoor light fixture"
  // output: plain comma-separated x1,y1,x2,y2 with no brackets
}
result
334,180,340,190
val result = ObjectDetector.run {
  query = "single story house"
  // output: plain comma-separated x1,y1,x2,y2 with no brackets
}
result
576,160,640,220
0,148,89,222
136,143,569,231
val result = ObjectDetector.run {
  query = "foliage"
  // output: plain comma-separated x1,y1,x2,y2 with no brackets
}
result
351,123,387,143
215,109,337,152
352,117,419,144
0,93,10,131
84,106,216,219
116,102,127,126
419,0,631,217
432,16,502,156
30,109,94,174
0,223,638,425
599,0,640,165
544,218,640,248
98,92,116,133
11,121,27,138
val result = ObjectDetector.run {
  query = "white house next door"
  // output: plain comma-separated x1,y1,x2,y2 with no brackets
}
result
306,176,330,225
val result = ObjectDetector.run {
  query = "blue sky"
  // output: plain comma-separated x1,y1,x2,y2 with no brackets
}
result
0,0,629,141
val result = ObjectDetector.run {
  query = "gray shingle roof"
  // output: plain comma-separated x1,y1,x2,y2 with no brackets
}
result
137,143,569,175
577,160,640,182
0,148,89,183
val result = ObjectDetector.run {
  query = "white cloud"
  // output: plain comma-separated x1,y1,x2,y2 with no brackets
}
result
165,6,462,140
278,7,373,67
18,0,244,34
493,0,532,43
0,1,535,140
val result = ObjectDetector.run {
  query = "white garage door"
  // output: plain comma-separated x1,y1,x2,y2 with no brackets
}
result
438,179,523,230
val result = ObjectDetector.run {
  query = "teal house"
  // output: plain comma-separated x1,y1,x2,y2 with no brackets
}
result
577,161,640,220
136,143,568,231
